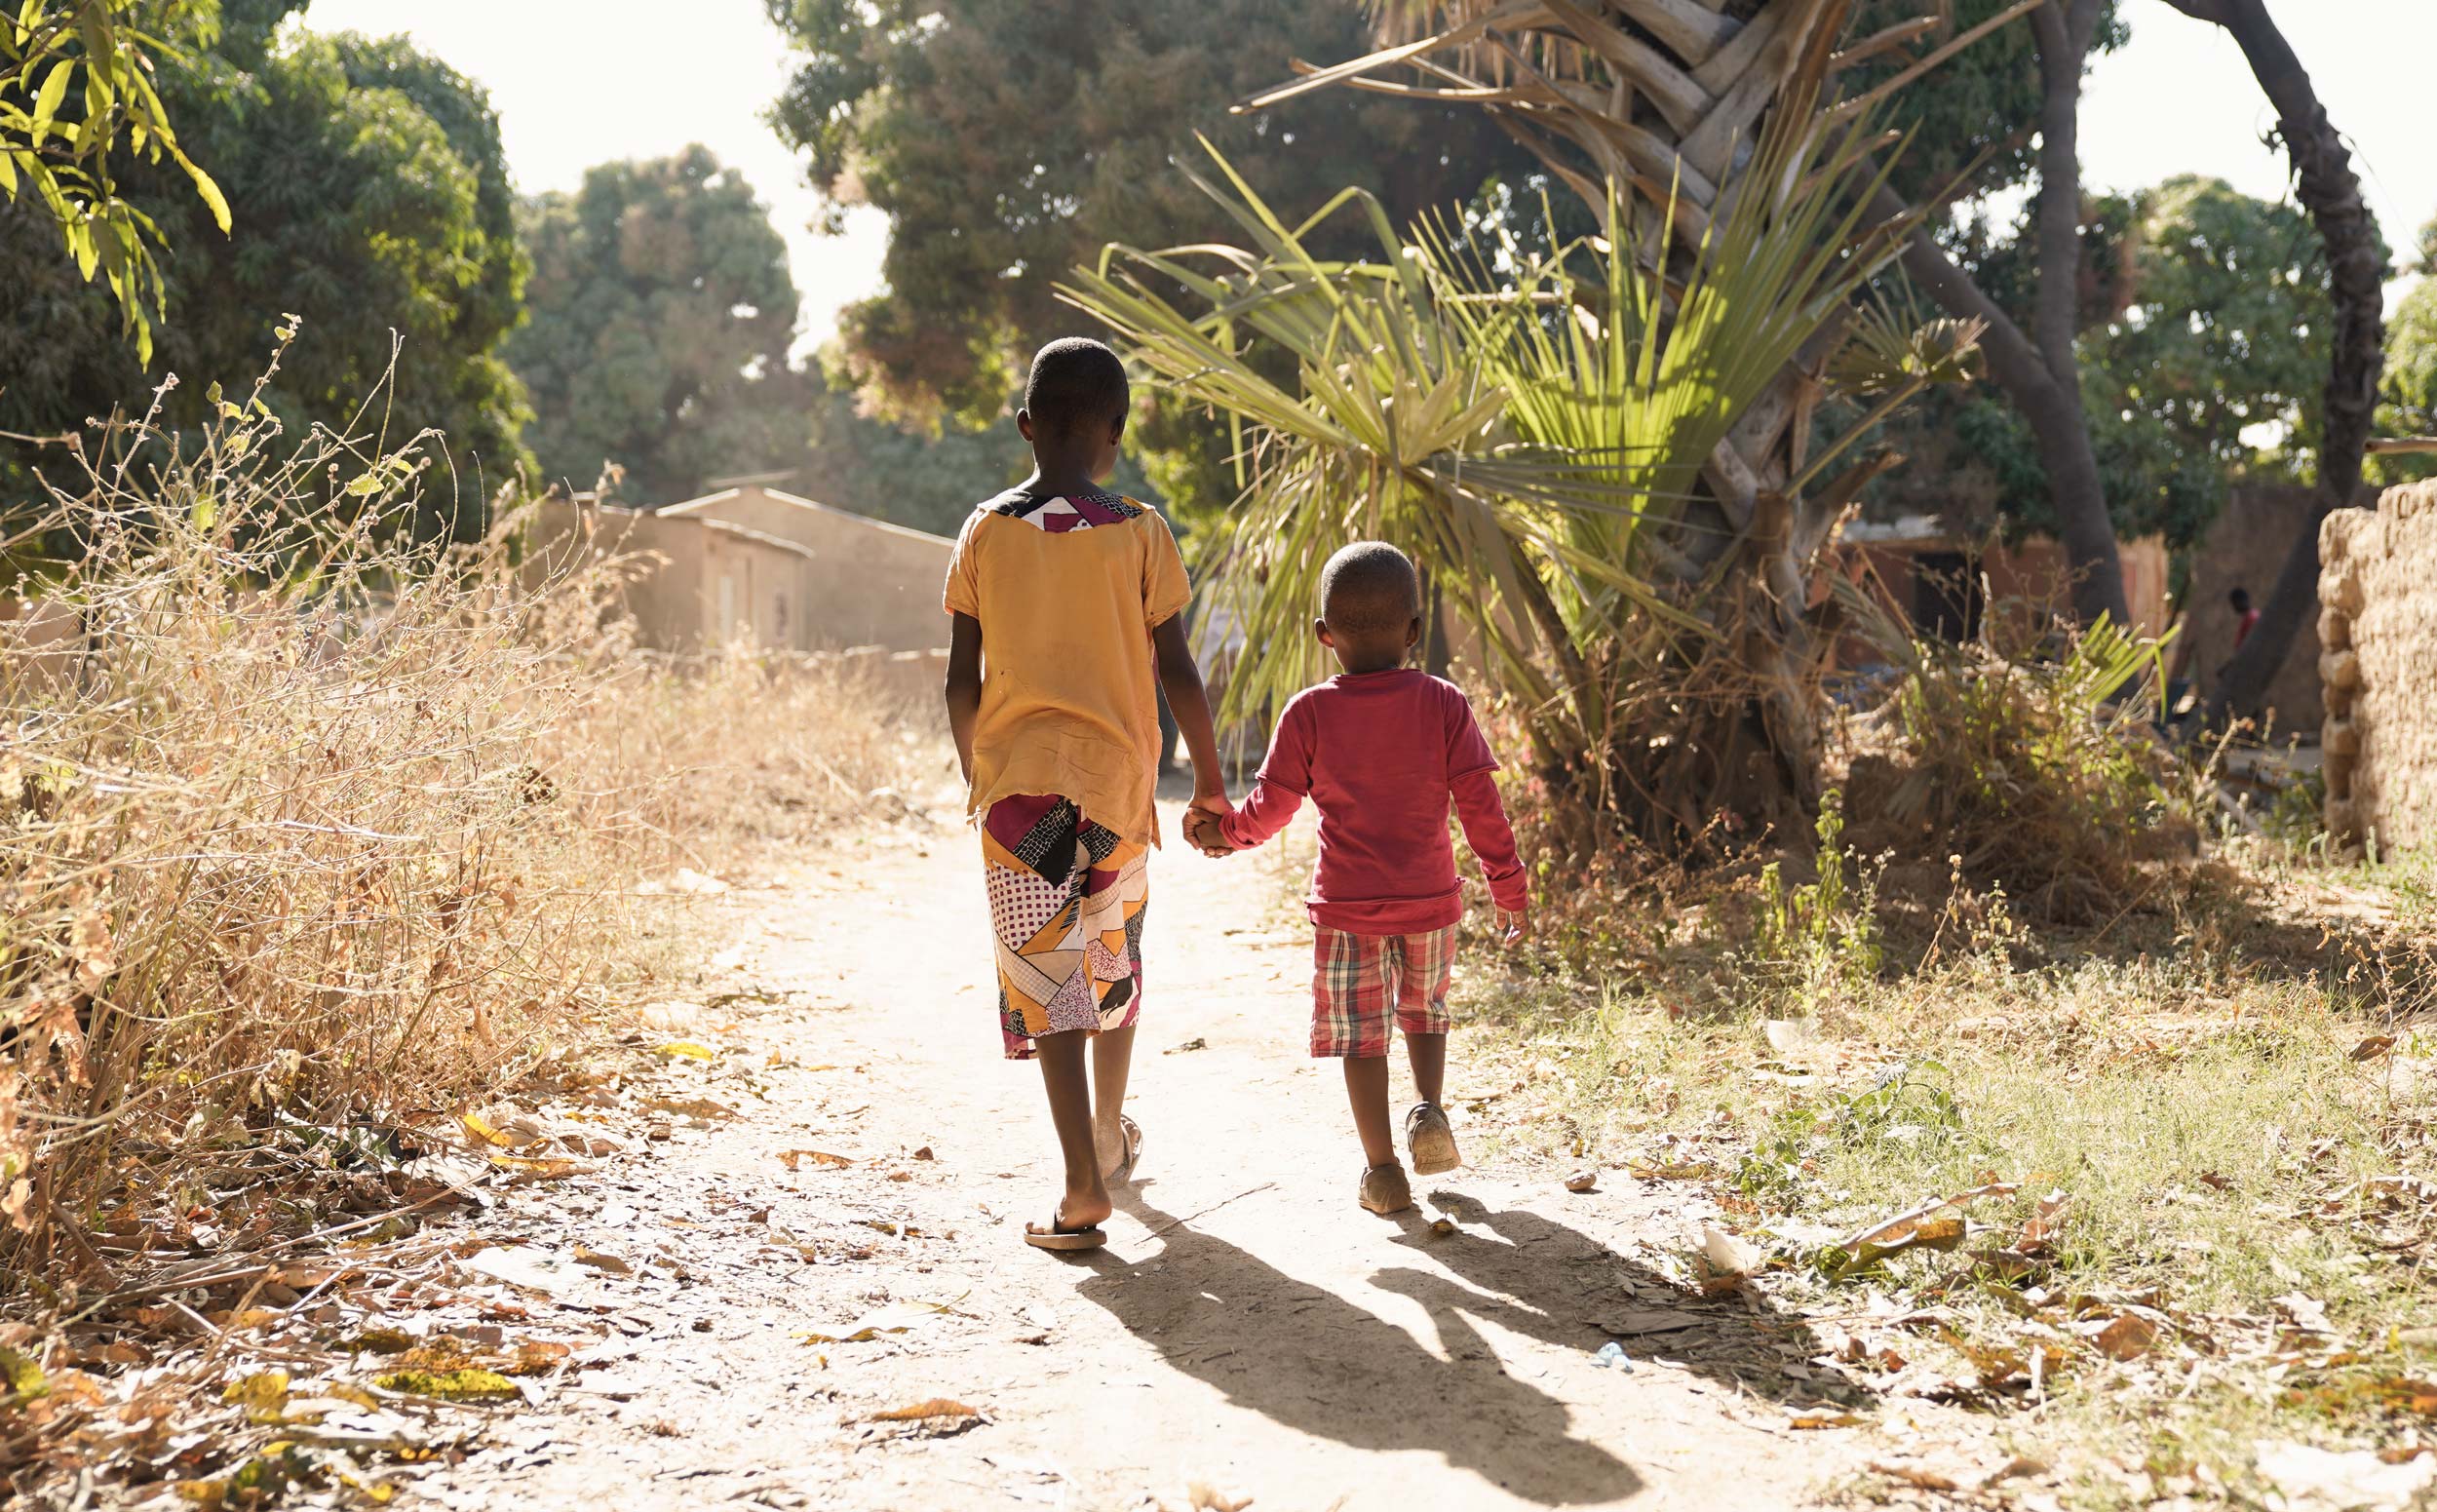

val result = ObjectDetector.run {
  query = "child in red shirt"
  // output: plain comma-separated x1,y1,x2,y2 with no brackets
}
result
1186,542,1528,1216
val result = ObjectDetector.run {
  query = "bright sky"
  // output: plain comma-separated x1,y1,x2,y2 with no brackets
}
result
312,0,2435,351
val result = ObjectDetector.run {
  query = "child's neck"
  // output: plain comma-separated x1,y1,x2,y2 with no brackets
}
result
1335,653,1408,677
1022,458,1102,499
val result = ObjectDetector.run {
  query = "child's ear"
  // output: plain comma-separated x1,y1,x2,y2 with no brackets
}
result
1016,408,1035,443
1404,614,1423,649
1313,617,1334,647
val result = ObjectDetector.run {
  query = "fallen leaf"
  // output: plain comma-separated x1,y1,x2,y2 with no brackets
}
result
797,1299,952,1344
372,1368,520,1402
640,1096,737,1120
1166,1038,1209,1055
1564,1170,1598,1193
870,1398,981,1422
2351,1034,2398,1063
2074,1308,2161,1361
2255,1439,2436,1511
1187,1483,1253,1512
462,1246,586,1296
460,1110,511,1148
504,1340,572,1376
1763,1018,1820,1054
1789,1410,1867,1429
1702,1226,1762,1283
2022,1188,2071,1249
2276,1293,2335,1335
1980,1455,2051,1488
488,1153,588,1182
220,1371,289,1411
573,1245,634,1276
913,1146,935,1161
777,1148,853,1171
1591,1308,1704,1338
654,1041,716,1062
1870,1461,1959,1493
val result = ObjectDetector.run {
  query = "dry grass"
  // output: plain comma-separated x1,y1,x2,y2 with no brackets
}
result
0,370,920,1299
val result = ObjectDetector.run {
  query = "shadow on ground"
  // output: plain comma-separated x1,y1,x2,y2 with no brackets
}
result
1068,1182,1839,1506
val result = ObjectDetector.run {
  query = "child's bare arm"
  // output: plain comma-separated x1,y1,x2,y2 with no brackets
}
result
945,612,984,787
1150,616,1228,815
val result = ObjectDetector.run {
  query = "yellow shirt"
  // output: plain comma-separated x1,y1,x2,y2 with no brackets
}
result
944,487,1191,846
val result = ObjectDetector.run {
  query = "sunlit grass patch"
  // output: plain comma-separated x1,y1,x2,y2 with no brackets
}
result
1460,853,2437,1496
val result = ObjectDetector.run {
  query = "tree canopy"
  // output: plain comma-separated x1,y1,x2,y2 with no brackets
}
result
1873,174,2338,551
0,0,231,362
2374,216,2437,484
504,143,1028,527
0,0,530,536
763,0,1540,431
508,146,812,506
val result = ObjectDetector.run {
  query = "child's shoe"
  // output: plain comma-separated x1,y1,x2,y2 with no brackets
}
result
1405,1102,1460,1175
1358,1161,1412,1215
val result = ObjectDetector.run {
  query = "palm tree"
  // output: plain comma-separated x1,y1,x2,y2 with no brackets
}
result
1063,22,1978,853
1240,0,2141,627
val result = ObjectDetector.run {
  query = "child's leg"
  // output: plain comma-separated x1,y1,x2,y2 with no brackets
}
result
1032,1028,1111,1232
1342,1056,1396,1167
1399,927,1463,1176
1091,1023,1137,1176
1316,923,1401,1174
1397,927,1459,1105
1405,1031,1447,1107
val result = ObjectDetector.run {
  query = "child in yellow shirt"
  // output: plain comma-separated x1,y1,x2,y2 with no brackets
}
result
943,337,1230,1252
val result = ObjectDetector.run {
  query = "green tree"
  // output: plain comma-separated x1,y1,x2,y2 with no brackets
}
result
1,0,230,361
2089,176,2335,543
1,1,530,537
763,0,1538,434
508,146,811,506
2373,216,2437,485
1876,175,2338,551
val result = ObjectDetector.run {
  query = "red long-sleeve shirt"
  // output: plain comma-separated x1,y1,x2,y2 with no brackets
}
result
1218,669,1529,934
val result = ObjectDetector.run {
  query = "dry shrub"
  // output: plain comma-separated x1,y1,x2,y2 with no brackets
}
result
1840,607,2191,922
0,373,918,1284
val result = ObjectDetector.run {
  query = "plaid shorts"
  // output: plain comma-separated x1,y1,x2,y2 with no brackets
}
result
1310,923,1458,1058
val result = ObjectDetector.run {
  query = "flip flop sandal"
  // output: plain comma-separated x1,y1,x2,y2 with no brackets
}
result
1406,1101,1461,1177
1358,1161,1412,1216
1108,1114,1144,1184
1024,1211,1108,1252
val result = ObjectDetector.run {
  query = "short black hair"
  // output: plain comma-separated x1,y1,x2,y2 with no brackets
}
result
1023,337,1129,437
2228,587,2252,611
1319,540,1420,638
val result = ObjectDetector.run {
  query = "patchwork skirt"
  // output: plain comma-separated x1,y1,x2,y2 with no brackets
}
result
982,794,1147,1060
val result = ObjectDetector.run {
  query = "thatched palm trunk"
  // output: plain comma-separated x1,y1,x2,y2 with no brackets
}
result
1245,0,1915,846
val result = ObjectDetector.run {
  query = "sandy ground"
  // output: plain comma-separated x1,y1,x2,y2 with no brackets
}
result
403,795,1895,1512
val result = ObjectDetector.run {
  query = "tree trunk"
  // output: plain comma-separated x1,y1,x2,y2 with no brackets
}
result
1879,0,2129,630
1883,199,2131,627
2163,0,2388,723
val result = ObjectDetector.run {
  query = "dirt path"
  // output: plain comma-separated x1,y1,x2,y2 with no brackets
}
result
406,795,1890,1512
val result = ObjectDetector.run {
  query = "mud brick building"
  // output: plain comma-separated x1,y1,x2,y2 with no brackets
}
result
2322,479,2437,856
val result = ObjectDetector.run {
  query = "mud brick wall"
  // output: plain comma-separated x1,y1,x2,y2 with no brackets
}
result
2322,480,2437,855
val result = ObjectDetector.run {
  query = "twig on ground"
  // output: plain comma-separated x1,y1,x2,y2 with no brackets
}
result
1138,1182,1279,1241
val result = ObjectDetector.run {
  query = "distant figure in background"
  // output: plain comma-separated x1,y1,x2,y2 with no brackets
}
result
2229,586,2261,651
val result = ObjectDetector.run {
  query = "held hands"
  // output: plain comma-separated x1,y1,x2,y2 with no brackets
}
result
1495,907,1530,949
1182,792,1236,858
